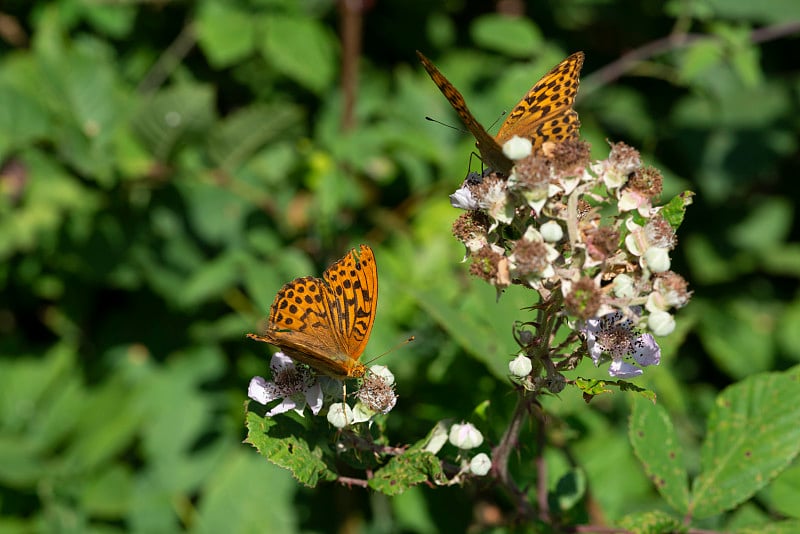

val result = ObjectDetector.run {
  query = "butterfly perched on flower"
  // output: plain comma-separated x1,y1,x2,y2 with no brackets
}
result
247,245,377,380
417,50,584,175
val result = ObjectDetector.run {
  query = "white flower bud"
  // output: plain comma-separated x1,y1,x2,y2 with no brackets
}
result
644,246,670,273
449,422,484,449
502,135,532,160
327,402,353,428
613,274,636,298
648,310,675,336
540,220,563,242
469,453,492,476
509,354,532,377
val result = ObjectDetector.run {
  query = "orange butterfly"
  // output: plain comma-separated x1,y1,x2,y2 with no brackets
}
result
417,50,584,175
247,245,377,380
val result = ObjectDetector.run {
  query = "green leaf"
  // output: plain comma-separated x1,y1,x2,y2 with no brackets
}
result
177,176,251,247
196,1,256,67
679,41,725,83
551,468,586,511
0,85,50,154
195,450,298,534
762,461,800,519
244,411,337,487
368,450,444,496
80,3,136,38
661,191,695,230
207,103,304,172
777,297,800,363
178,250,244,308
629,398,690,514
617,510,686,534
575,377,613,399
575,377,657,403
695,298,776,379
392,486,439,534
132,84,216,162
412,281,531,380
259,14,337,94
470,14,543,57
80,465,133,517
727,197,793,253
690,366,800,518
735,520,800,534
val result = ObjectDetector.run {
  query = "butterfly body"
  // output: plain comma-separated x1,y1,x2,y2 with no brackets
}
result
247,245,377,380
417,51,584,174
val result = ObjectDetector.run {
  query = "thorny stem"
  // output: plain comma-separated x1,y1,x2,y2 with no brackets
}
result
491,390,536,520
533,403,549,523
492,293,567,522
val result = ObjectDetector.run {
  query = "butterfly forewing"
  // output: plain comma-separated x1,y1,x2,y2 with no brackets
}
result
247,245,377,379
321,244,378,362
496,51,584,149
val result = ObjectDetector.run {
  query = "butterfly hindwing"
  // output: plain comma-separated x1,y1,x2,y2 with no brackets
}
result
496,51,584,149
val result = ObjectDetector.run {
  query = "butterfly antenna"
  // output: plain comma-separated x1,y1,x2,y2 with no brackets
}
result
363,336,415,367
424,116,468,134
487,110,508,132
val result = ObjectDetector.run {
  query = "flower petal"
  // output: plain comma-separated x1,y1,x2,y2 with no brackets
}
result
608,359,643,378
267,397,300,417
632,333,661,367
248,376,277,405
305,382,324,415
269,351,297,374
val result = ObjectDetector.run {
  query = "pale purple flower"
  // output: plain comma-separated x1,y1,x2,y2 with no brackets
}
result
248,352,323,417
582,311,661,378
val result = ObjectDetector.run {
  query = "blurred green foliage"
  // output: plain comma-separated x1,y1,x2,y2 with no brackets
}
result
1,0,798,531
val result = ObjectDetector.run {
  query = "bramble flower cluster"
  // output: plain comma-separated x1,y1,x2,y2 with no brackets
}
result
451,138,692,381
423,421,492,478
248,353,397,424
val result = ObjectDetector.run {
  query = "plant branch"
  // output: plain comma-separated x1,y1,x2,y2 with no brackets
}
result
491,390,535,520
580,21,800,97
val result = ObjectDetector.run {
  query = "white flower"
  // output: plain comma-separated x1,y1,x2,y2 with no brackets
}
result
248,352,323,417
449,422,484,449
469,453,492,476
479,180,514,228
355,370,398,415
624,220,646,256
502,135,533,160
369,365,395,386
450,185,479,210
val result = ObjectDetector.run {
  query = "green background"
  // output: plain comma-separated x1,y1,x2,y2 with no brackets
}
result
1,0,798,531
